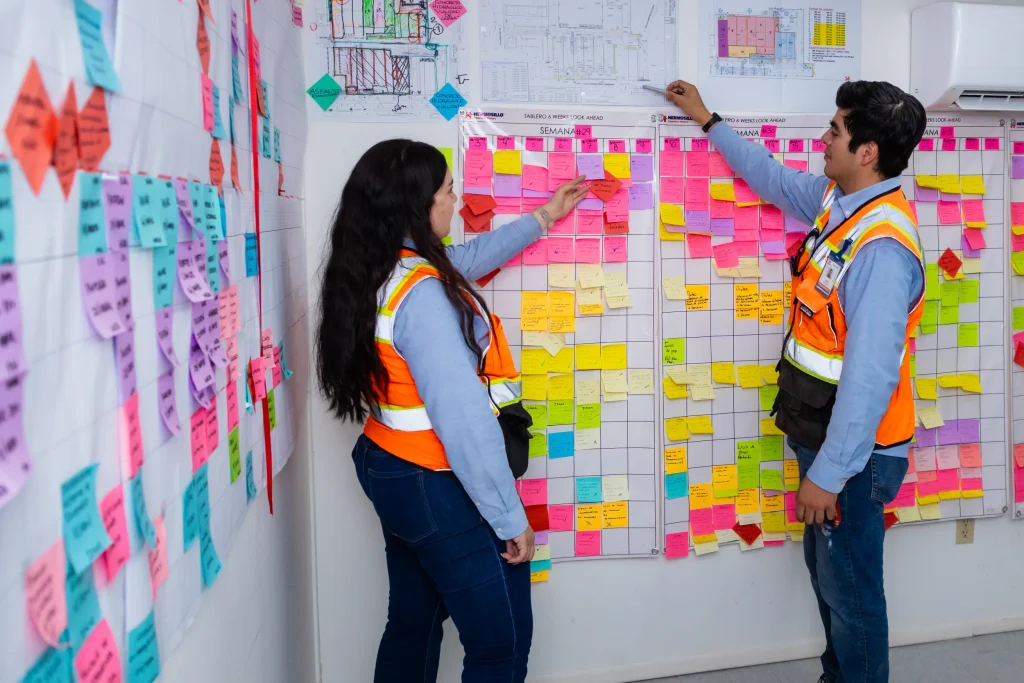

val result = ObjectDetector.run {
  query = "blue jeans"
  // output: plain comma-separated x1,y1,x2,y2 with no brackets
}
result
791,439,908,683
352,435,532,683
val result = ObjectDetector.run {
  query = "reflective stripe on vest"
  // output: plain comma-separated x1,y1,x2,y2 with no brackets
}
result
784,336,844,384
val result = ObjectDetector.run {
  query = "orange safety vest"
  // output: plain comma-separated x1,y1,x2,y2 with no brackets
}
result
785,181,925,447
363,249,522,470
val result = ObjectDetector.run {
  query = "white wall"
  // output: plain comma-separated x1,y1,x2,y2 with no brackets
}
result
305,1,1024,681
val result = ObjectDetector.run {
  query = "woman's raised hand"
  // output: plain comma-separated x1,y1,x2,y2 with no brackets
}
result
543,175,589,221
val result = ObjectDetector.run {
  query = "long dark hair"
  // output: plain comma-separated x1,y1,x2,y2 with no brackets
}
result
316,139,491,422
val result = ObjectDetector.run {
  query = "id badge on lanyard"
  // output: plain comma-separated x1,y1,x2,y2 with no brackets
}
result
815,250,845,297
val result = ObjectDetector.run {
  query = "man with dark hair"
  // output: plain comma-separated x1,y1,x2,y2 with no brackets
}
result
666,80,927,683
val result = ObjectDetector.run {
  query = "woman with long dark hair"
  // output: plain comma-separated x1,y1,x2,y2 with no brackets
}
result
317,139,587,682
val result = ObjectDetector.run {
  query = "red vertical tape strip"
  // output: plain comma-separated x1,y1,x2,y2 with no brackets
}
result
245,0,273,514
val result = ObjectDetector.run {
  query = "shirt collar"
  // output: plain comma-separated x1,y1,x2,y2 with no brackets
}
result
402,238,416,249
830,176,903,225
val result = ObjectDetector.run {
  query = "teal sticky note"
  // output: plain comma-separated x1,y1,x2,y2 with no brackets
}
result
188,181,206,237
66,564,101,653
262,80,270,118
194,464,221,587
203,184,223,242
20,643,73,683
575,476,602,503
665,472,689,499
205,236,221,294
0,161,13,265
61,464,112,574
212,85,228,140
245,450,257,502
245,233,258,276
74,0,122,92
194,464,211,525
429,82,466,121
548,431,574,458
279,338,294,380
244,373,254,412
130,472,156,549
152,245,176,310
157,179,178,241
127,611,161,683
78,172,107,256
219,193,227,240
182,478,198,551
306,73,342,111
273,126,281,163
232,51,244,102
261,117,272,159
132,175,167,247
228,96,237,143
530,559,552,573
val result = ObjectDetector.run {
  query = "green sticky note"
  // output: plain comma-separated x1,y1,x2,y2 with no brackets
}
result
939,281,960,307
939,304,959,325
759,385,779,412
924,264,940,301
736,440,761,490
910,353,916,378
1014,307,1024,332
663,338,685,365
957,323,979,347
441,235,453,246
306,73,342,111
760,466,784,491
576,403,601,429
228,427,241,483
267,389,277,429
528,431,548,457
524,402,547,430
714,486,737,499
549,400,573,425
1012,251,1024,275
785,477,800,492
921,300,938,334
759,436,783,461
959,279,979,304
438,146,453,169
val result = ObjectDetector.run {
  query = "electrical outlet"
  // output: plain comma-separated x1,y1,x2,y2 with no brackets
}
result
955,518,975,545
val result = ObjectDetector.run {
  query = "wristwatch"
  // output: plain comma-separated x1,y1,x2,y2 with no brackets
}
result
702,112,722,134
534,206,552,230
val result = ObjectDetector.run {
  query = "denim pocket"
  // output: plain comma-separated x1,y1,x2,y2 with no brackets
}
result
870,454,909,506
367,468,438,544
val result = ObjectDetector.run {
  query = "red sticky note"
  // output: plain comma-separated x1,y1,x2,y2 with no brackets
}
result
760,124,777,138
575,530,601,556
918,138,935,151
119,392,144,478
209,138,224,187
201,73,215,133
475,268,500,288
665,531,689,559
54,82,79,199
937,247,962,277
660,150,684,177
603,236,627,262
525,504,549,531
74,619,123,683
732,522,762,545
883,511,899,530
709,151,733,177
524,136,544,151
936,200,961,225
959,443,982,468
548,504,574,531
687,233,712,258
5,60,57,194
460,206,493,232
712,242,739,268
462,193,497,216
148,514,168,597
24,539,68,647
1014,443,1024,467
197,11,211,74
99,485,130,581
589,170,623,202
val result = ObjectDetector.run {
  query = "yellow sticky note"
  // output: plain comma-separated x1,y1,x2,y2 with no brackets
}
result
736,488,760,515
603,500,629,528
548,264,575,288
762,511,786,533
530,570,549,583
919,503,941,520
689,384,716,401
601,343,627,370
736,364,762,389
493,150,522,175
760,418,783,435
548,291,574,317
958,373,982,393
575,428,601,450
735,283,759,320
665,446,688,474
628,369,655,394
896,505,920,523
533,545,551,562
438,147,453,169
603,271,629,298
576,379,600,404
522,374,547,400
711,362,736,385
602,475,629,501
520,316,547,332
663,276,688,300
521,348,550,375
915,175,939,189
761,364,779,384
659,221,686,241
523,331,565,357
662,376,689,399
917,405,944,429
915,377,937,400
605,294,632,309
659,203,686,226
601,369,628,394
577,264,604,289
960,175,985,195
710,182,735,202
936,174,960,194
937,375,960,389
685,285,710,311
761,491,785,513
759,290,784,325
521,291,548,318
692,539,720,555
549,316,574,333
665,417,691,442
737,258,762,278
549,348,574,374
665,366,692,384
548,374,574,400
576,503,602,530
576,344,601,370
689,483,713,509
687,415,714,435
604,153,631,179
712,465,738,496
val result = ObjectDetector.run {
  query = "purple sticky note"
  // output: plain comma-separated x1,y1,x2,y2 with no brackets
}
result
189,374,215,408
577,197,604,211
958,419,980,444
104,175,132,251
493,174,523,197
627,183,654,210
914,426,936,447
79,254,127,339
1012,156,1024,179
112,250,134,332
576,155,604,181
156,306,179,367
915,186,939,202
784,213,810,234
523,189,552,198
936,421,960,446
535,530,549,545
685,210,711,232
176,240,214,303
463,186,491,196
762,241,786,257
0,373,30,511
158,370,182,436
218,241,231,282
710,218,735,236
629,155,654,182
174,179,195,240
0,267,24,382
189,335,216,391
191,300,219,356
114,331,137,403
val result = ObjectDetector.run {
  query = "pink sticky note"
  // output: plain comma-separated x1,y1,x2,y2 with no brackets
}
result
580,138,598,153
918,138,935,151
574,125,592,139
712,242,739,269
734,240,758,257
603,236,627,262
25,539,67,647
74,619,123,683
941,138,957,151
496,135,516,150
709,151,733,177
201,74,214,133
662,178,685,204
575,238,601,263
554,137,573,152
687,151,710,177
764,139,781,153
577,210,603,234
937,200,961,224
465,149,494,177
636,139,653,153
660,150,684,177
788,139,805,153
550,210,574,235
712,503,736,530
665,531,689,559
99,485,130,581
964,138,980,151
961,477,983,492
547,237,574,263
148,515,168,597
502,253,521,267
760,204,784,232
1012,202,1024,226
468,137,487,150
522,239,548,265
963,228,986,251
935,445,960,470
190,407,207,471
1014,232,1024,253
784,159,809,172
734,205,759,234
940,126,955,139
936,468,960,492
525,137,544,151
734,178,759,205
913,447,936,472
984,138,1000,151
548,505,574,530
519,479,548,506
687,233,712,258
605,189,630,222
226,380,239,434
760,124,777,138
684,177,710,209
547,152,576,179
575,530,601,556
690,138,709,152
607,139,626,153
961,199,986,224
663,137,681,151
807,139,824,153
710,198,734,219
118,392,144,477
689,507,714,536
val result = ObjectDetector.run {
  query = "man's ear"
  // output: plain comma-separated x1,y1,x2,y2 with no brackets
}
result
858,141,879,169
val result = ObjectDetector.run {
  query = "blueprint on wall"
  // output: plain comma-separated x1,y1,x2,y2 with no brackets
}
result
479,0,678,106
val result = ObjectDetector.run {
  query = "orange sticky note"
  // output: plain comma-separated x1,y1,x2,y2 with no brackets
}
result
230,143,241,190
959,443,982,468
197,11,211,75
55,82,79,199
78,86,111,172
210,138,224,187
5,59,57,194
99,484,130,581
24,539,68,647
147,514,168,598
74,619,123,683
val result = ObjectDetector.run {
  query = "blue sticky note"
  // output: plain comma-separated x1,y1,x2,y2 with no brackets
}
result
127,611,161,683
246,450,257,501
130,471,156,550
66,563,101,653
665,472,689,500
245,233,259,276
61,464,112,574
212,85,228,140
74,0,121,92
182,478,198,551
205,236,221,294
548,431,575,459
200,524,223,588
152,245,177,310
273,126,282,163
575,476,602,503
188,181,206,237
232,51,244,102
261,117,272,159
0,161,13,265
78,172,107,256
279,339,294,380
203,184,223,242
20,643,73,683
530,559,552,573
262,80,270,118
429,82,466,121
132,175,167,247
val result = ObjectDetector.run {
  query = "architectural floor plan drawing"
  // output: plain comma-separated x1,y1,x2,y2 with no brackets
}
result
711,8,810,79
305,0,468,120
479,0,678,106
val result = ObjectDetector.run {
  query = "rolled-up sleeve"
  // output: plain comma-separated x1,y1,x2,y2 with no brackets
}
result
446,214,542,280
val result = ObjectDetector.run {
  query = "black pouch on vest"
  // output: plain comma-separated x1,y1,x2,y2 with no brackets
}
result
496,401,533,479
771,357,838,450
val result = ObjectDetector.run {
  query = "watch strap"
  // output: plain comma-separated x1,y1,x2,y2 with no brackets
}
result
702,112,722,134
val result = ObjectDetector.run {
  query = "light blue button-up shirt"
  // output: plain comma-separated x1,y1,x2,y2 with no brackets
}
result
708,122,923,493
392,216,542,540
